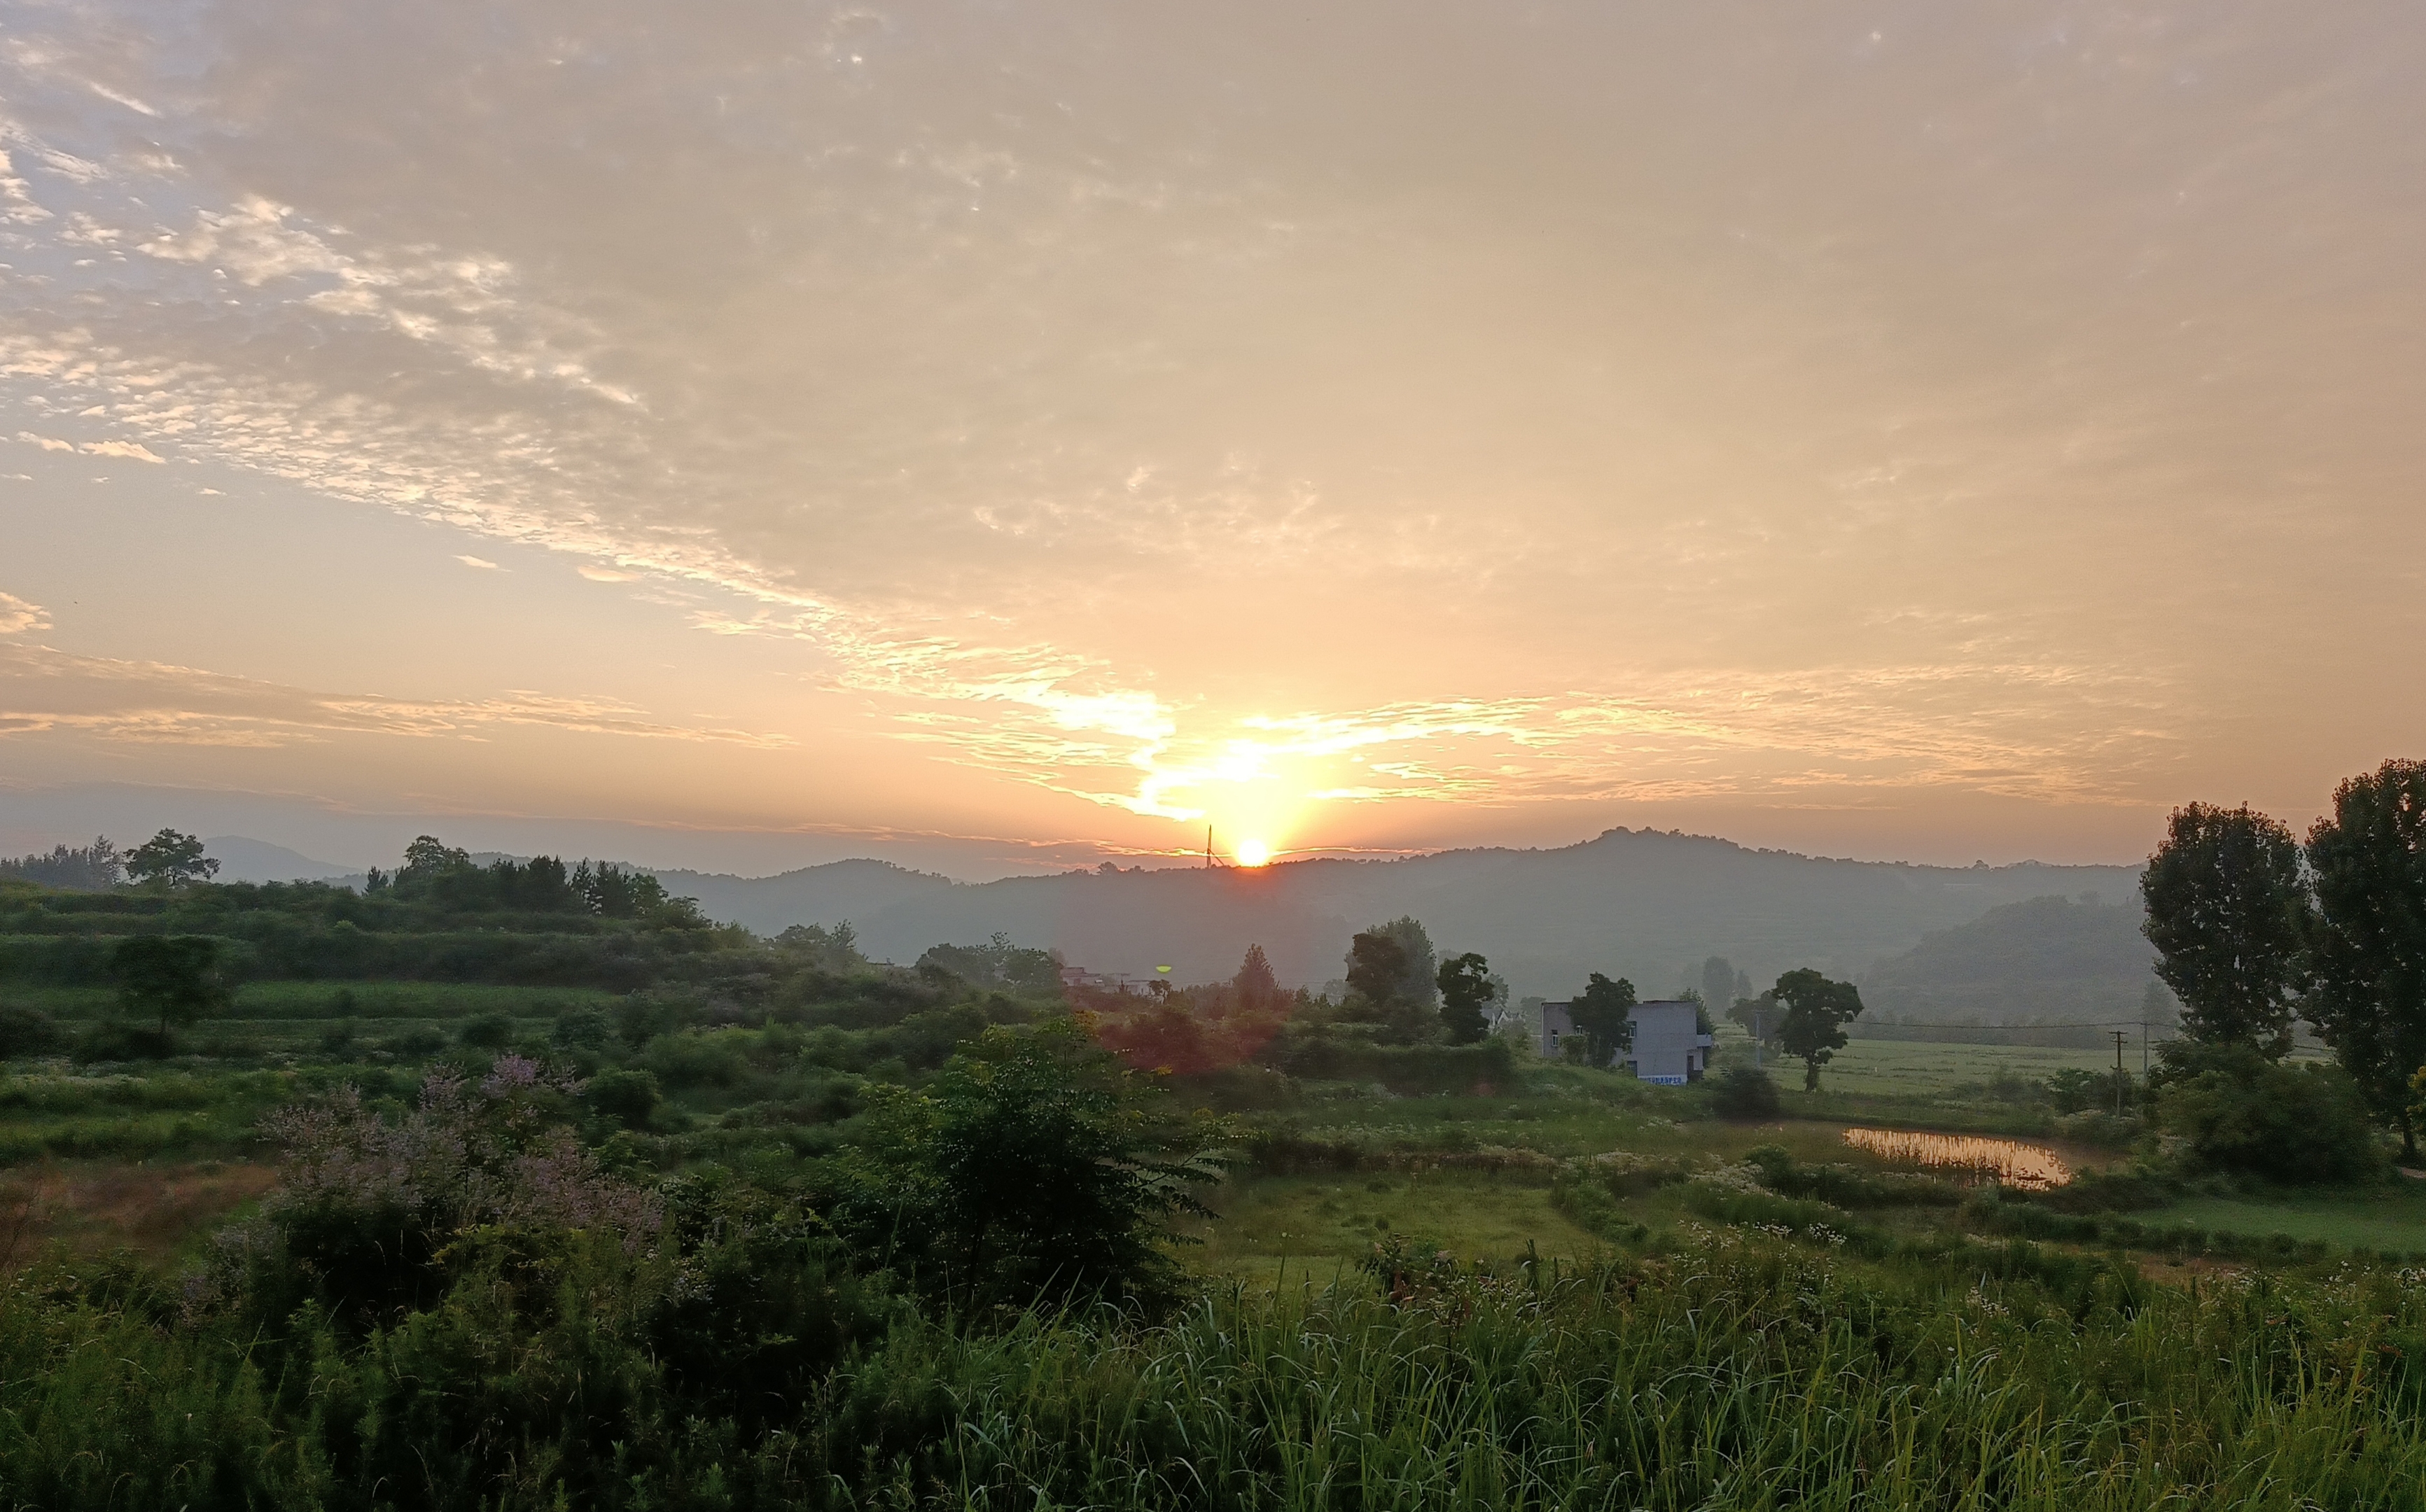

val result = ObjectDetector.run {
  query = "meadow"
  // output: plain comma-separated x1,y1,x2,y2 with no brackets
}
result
7,867,2426,1508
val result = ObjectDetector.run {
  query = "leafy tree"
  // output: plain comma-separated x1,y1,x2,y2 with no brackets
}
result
777,920,867,972
2305,760,2426,1156
0,835,122,889
841,1018,1227,1308
1344,930,1409,1007
916,931,1062,993
1569,972,1636,1066
1374,917,1440,1009
1435,951,1494,1044
1727,990,1782,1048
2140,802,2311,1057
110,934,232,1035
124,828,217,887
1773,968,1864,1091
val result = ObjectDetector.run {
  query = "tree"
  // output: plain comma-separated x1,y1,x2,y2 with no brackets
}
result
110,934,232,1035
1727,990,1781,1049
1372,917,1439,1009
844,1019,1227,1308
2140,802,2310,1057
2305,760,2426,1156
123,828,216,887
1436,952,1494,1044
1709,1065,1782,1120
1699,956,1738,1018
1344,930,1408,1007
1233,943,1284,1014
1568,972,1636,1066
1773,968,1863,1091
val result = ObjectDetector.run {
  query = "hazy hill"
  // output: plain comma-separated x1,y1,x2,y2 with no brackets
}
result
1858,894,2163,1027
199,836,357,885
645,827,2145,1001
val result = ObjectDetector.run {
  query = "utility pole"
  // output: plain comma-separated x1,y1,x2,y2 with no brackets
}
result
1752,1008,1764,1070
2112,1030,2128,1117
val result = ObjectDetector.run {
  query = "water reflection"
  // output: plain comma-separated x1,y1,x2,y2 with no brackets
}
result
1841,1128,2072,1189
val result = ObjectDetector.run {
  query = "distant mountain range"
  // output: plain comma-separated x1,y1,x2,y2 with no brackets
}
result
191,825,2153,1004
650,828,2147,1001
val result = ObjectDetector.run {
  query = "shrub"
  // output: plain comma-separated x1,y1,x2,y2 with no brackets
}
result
586,1068,662,1130
202,1056,662,1325
2154,1042,2385,1184
69,1021,179,1063
0,1004,65,1058
1709,1065,1782,1120
456,1010,516,1049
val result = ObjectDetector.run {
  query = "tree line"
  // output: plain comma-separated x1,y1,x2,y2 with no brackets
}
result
2138,757,2426,1163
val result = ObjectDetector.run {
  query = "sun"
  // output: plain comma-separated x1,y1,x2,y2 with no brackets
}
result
1234,837,1273,867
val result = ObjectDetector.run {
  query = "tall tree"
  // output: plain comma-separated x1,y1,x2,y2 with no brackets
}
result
1568,972,1636,1066
2140,802,2310,1057
1233,943,1283,1014
2305,760,2426,1156
1344,930,1410,1008
111,935,232,1035
1773,968,1864,1091
123,828,216,887
1435,952,1493,1044
1373,916,1439,1009
1699,956,1738,1017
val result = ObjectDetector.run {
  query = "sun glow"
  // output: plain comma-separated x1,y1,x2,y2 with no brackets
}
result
1234,837,1273,867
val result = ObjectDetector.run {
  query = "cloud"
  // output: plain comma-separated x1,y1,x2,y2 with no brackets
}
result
456,554,503,570
577,564,637,582
83,440,162,463
16,433,73,453
0,594,49,635
0,640,789,749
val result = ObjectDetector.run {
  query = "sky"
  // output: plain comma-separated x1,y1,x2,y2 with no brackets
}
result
1,1,2421,879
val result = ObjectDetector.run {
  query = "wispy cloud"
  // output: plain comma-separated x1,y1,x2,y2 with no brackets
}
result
0,643,790,750
456,554,502,570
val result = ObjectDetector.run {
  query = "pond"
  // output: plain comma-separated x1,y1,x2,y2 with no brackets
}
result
1841,1127,2073,1189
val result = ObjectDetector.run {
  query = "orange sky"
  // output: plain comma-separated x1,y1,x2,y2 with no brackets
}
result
3,2,2421,877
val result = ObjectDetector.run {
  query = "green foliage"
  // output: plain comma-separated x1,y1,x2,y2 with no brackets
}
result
456,1009,517,1049
109,934,231,1033
0,836,122,890
0,1003,64,1058
2305,760,2426,1153
2152,1041,2386,1184
912,931,1060,993
2141,802,2310,1056
830,1018,1228,1309
1708,1065,1781,1120
1435,951,1493,1044
1570,971,1636,1065
585,1068,663,1130
123,827,217,887
1232,941,1284,1014
775,920,866,972
1773,967,1864,1091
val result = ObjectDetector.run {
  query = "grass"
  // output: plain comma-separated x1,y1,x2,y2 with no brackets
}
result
2156,1186,2426,1255
0,1159,276,1270
1180,1170,1605,1280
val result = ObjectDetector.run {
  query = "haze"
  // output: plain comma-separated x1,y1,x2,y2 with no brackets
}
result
4,1,2420,878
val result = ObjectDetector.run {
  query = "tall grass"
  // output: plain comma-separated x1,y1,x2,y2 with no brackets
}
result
6,1234,2426,1508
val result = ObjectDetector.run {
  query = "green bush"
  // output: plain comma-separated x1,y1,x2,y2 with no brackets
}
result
586,1068,663,1130
456,1010,516,1049
2154,1043,2386,1184
1708,1066,1782,1120
0,1004,65,1058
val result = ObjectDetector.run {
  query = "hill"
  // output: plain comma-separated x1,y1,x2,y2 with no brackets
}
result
642,827,2145,1000
1857,893,2167,1028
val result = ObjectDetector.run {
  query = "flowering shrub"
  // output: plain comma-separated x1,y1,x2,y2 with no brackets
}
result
198,1056,661,1323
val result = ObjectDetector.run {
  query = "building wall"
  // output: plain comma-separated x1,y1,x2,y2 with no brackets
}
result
1540,997,1713,1082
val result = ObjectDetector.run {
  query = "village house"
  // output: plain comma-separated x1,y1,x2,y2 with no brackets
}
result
1538,997,1715,1084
